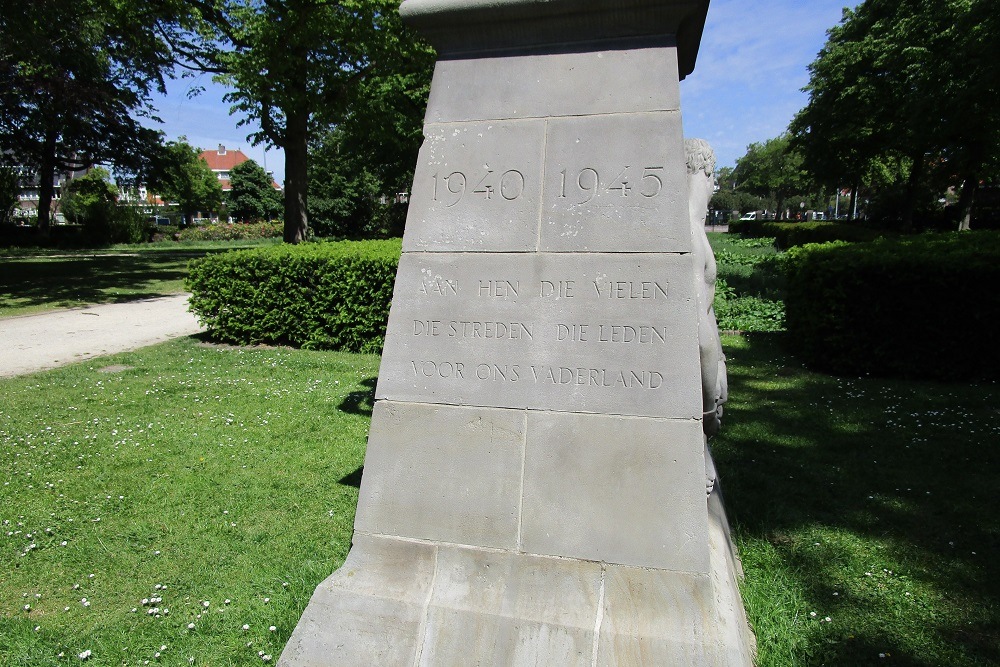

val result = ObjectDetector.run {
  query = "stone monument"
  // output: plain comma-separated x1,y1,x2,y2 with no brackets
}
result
280,0,755,664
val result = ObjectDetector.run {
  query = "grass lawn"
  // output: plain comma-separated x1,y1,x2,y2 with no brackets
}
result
716,333,999,666
0,241,280,319
1,338,378,665
2,234,997,665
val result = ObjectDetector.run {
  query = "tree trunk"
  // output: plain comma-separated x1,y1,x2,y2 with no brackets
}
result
283,110,309,244
901,152,925,230
956,172,977,231
36,130,58,236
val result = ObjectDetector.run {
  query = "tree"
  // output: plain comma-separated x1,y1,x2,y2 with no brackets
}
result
229,159,282,222
147,140,223,226
709,165,771,218
0,0,183,233
733,135,811,219
0,165,19,225
792,0,1000,229
308,36,434,239
185,0,434,243
61,167,118,225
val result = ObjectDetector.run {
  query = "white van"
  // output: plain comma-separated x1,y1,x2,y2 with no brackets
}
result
739,211,758,221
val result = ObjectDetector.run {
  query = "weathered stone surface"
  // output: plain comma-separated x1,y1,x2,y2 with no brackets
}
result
425,42,681,124
279,535,436,666
377,252,702,417
403,120,544,252
597,566,721,665
520,412,709,571
355,401,525,548
540,112,690,252
418,548,602,665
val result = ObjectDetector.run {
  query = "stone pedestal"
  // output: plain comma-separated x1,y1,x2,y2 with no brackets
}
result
280,1,754,664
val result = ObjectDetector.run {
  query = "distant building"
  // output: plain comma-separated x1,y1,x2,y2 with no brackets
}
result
3,159,87,223
199,144,281,193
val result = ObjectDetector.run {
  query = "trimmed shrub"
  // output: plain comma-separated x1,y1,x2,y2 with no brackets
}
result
177,222,282,242
186,239,401,353
784,232,1000,380
733,220,892,248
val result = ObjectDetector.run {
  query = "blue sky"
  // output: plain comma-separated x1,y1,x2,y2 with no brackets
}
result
148,0,853,184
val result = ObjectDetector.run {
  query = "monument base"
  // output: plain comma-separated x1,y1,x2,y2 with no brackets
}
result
279,485,754,666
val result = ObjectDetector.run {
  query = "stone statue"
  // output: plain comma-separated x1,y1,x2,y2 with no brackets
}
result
686,138,728,495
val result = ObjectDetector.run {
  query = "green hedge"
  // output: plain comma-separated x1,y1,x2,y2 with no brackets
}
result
731,220,891,248
186,239,401,353
784,232,1000,380
177,221,282,242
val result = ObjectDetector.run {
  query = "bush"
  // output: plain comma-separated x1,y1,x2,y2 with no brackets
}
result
176,221,282,242
186,239,401,353
784,232,1000,380
731,220,892,247
713,278,785,332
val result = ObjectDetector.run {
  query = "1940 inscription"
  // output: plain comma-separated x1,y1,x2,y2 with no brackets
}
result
432,169,525,206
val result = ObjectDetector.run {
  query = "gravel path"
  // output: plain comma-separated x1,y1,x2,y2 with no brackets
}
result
0,294,204,377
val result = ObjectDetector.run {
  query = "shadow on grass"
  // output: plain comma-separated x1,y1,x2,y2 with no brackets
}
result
713,333,999,666
0,253,192,310
338,377,377,417
339,466,364,488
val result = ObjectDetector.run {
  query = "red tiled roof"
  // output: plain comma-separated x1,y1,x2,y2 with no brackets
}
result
198,145,283,191
199,146,250,171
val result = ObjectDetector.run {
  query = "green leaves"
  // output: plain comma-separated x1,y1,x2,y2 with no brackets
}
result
733,134,812,219
784,232,1000,380
791,0,1000,226
148,140,223,226
228,160,282,223
186,239,401,352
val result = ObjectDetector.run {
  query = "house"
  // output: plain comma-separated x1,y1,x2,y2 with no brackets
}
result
5,162,87,223
199,144,281,193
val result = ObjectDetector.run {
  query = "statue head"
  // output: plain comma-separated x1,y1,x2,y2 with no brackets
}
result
684,138,716,177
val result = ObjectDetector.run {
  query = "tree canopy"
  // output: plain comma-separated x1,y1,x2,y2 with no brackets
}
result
229,159,282,222
187,0,434,242
60,167,118,225
791,0,1000,229
0,0,183,231
733,134,812,219
147,140,223,226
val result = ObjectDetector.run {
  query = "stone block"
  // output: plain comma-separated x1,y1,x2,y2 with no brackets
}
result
520,411,709,572
597,565,722,666
377,252,702,418
540,112,690,252
425,42,681,123
403,119,545,252
418,548,602,665
354,401,525,549
278,534,435,666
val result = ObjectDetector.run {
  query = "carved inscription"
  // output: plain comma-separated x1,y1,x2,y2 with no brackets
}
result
432,168,525,206
378,254,702,417
430,164,663,208
558,166,663,203
406,274,674,387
